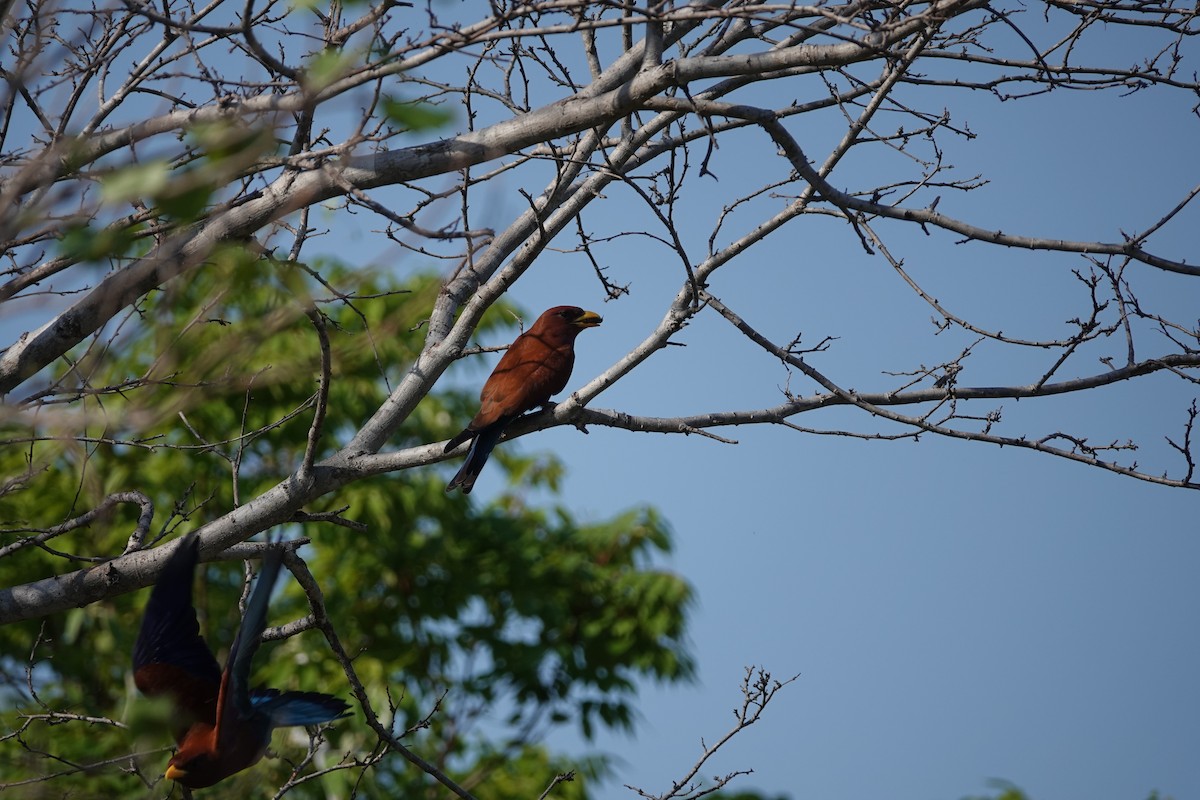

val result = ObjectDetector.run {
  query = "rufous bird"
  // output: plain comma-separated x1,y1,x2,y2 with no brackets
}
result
133,535,351,788
444,305,603,494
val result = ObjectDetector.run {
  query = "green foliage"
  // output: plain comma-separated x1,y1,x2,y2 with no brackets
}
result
100,160,173,203
962,785,1172,800
381,95,455,133
59,217,147,263
303,47,355,92
57,117,281,269
963,783,1030,800
0,258,694,797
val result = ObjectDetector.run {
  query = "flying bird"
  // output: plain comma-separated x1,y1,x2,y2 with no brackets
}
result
133,535,351,788
445,305,603,494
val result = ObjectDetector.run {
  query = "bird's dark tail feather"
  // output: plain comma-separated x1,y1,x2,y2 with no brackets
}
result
446,424,505,494
444,428,474,454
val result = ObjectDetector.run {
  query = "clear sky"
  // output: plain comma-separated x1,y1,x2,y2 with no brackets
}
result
3,6,1197,800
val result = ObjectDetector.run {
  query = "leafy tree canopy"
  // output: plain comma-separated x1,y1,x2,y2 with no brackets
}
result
0,261,693,798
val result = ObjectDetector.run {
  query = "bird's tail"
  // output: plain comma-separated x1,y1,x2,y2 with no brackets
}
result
444,428,474,454
445,424,505,494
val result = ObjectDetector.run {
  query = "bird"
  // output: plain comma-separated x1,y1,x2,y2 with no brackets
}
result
444,305,603,494
133,535,351,788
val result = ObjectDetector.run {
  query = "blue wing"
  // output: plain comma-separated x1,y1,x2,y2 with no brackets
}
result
251,688,352,727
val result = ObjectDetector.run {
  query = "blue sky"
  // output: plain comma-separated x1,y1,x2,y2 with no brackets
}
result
3,6,1197,800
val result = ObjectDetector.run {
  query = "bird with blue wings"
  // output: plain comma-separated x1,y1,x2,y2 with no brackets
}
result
133,535,351,788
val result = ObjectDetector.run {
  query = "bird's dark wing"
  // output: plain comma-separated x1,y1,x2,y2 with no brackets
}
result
133,535,222,734
213,544,284,747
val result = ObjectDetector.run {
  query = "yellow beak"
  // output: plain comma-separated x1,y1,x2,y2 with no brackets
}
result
574,310,603,328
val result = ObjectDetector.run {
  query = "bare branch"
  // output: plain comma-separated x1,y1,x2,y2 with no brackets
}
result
626,666,798,800
0,491,153,561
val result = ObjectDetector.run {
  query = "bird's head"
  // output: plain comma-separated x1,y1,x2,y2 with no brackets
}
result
163,719,268,788
545,305,603,330
164,730,224,788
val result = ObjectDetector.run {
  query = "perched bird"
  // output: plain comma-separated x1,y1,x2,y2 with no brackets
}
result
133,535,351,788
445,305,603,493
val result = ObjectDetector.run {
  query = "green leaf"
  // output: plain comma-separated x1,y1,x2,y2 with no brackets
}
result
156,183,212,221
59,220,141,261
187,120,274,162
99,160,171,203
303,47,353,93
381,95,454,132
